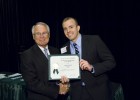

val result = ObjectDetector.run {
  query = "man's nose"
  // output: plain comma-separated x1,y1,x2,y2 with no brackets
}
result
67,28,70,32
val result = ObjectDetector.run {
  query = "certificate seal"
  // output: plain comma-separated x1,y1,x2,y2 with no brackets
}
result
52,63,59,74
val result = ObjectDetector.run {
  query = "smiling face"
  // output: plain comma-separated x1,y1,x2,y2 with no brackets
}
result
62,18,80,42
32,24,50,48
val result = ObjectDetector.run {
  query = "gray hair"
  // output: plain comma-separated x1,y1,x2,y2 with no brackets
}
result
31,22,50,34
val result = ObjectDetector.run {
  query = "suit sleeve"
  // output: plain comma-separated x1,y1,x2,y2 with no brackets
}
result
93,35,116,76
20,51,59,99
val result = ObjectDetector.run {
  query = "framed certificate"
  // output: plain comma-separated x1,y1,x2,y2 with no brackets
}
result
48,54,81,80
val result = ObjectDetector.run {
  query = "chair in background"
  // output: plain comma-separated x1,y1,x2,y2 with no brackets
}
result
110,82,124,100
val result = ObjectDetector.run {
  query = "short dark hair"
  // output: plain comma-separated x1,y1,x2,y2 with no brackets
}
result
62,17,79,26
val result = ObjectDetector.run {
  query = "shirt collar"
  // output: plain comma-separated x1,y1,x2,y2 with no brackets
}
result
38,45,48,51
70,34,81,47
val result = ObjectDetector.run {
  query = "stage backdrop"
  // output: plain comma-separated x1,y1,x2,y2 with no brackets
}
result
0,0,139,100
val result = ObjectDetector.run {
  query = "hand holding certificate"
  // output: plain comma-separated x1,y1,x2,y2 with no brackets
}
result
48,55,81,80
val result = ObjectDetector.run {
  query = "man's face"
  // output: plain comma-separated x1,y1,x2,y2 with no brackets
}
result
62,19,80,42
33,25,50,48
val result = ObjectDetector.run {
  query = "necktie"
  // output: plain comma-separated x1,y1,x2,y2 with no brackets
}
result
73,43,79,54
44,48,48,58
73,43,84,86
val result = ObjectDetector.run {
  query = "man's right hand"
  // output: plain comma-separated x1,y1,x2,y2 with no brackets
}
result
60,76,69,83
59,83,69,95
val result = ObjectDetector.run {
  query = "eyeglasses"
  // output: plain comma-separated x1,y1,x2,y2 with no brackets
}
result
34,32,49,36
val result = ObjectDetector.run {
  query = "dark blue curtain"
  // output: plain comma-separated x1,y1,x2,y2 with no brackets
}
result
0,0,139,100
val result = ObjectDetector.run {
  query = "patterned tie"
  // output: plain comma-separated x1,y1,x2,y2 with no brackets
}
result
44,48,48,58
73,43,84,86
73,43,79,54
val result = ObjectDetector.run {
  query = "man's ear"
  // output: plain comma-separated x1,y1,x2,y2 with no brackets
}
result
77,25,80,31
32,35,35,40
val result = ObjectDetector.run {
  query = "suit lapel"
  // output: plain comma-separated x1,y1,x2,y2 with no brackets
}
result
81,35,89,59
33,44,48,64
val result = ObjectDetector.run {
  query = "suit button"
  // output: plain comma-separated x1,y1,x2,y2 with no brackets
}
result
81,82,86,86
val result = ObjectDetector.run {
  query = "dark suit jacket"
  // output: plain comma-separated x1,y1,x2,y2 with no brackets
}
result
61,35,116,100
20,44,62,100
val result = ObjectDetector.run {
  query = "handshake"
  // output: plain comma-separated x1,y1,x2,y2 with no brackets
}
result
59,76,70,95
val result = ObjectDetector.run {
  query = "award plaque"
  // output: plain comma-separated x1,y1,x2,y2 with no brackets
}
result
48,54,81,80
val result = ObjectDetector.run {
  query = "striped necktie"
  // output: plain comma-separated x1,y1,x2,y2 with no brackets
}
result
73,43,79,54
73,43,85,86
44,48,48,58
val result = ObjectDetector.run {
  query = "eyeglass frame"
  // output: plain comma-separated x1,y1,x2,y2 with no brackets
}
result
33,32,49,36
